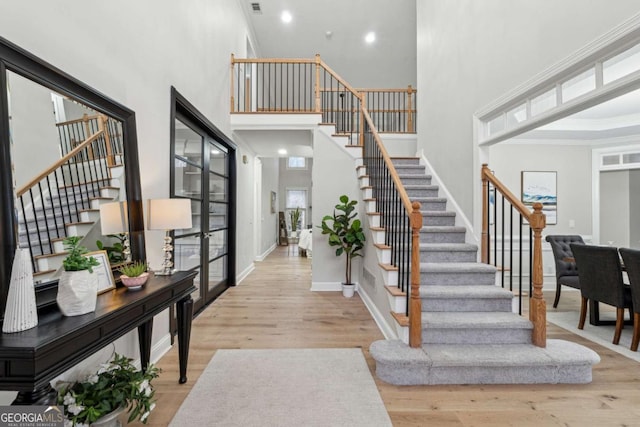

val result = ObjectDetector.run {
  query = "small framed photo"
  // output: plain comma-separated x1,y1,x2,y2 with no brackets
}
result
85,250,116,294
521,171,557,225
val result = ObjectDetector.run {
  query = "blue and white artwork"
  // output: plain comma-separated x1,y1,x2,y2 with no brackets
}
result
521,171,557,225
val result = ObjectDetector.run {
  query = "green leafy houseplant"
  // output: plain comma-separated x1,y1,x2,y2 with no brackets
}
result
57,353,160,426
319,195,366,285
96,234,127,264
289,207,301,233
63,236,100,272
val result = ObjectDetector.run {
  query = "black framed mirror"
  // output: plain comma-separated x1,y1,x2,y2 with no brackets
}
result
0,36,146,316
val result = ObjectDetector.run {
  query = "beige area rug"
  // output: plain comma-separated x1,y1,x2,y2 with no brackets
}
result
169,348,392,427
547,310,640,363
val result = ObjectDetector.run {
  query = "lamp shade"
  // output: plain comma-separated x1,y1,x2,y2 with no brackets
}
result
147,198,193,230
100,201,129,235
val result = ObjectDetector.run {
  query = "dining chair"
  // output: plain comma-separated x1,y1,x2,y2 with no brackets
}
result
546,235,584,308
619,248,640,351
571,243,632,345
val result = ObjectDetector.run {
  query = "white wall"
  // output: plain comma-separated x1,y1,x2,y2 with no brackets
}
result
631,169,640,249
0,0,256,394
8,72,60,188
278,157,313,229
489,143,592,236
600,170,631,248
416,0,640,222
260,157,279,255
311,131,362,288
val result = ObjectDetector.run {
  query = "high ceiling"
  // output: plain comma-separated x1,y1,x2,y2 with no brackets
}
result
240,0,417,89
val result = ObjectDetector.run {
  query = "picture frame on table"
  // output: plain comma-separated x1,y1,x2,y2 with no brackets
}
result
84,250,116,294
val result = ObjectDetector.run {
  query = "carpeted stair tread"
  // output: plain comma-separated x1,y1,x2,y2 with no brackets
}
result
423,312,531,329
370,339,600,385
401,186,440,193
421,225,465,232
421,262,496,273
422,211,456,217
420,285,513,299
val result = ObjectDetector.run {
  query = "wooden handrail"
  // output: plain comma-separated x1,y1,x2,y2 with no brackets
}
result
361,108,412,214
481,163,546,348
481,164,531,220
318,60,362,101
55,114,102,127
231,57,316,64
17,130,104,197
356,87,417,93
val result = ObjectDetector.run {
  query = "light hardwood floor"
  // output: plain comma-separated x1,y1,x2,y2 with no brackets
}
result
143,246,640,427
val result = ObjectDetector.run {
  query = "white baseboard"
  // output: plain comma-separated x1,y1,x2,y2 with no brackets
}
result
311,281,342,291
255,243,277,261
150,333,173,364
236,263,256,285
357,286,398,340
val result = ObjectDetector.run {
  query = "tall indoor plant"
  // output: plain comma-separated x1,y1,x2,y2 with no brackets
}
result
320,195,366,297
289,207,301,237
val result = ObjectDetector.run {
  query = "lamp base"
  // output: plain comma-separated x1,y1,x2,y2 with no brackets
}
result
154,269,176,276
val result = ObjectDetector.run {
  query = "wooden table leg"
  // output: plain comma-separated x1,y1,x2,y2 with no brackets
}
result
176,295,194,384
138,320,153,371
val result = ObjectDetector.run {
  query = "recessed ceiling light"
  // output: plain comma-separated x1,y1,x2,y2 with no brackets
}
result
278,149,287,155
281,10,292,23
325,30,333,40
211,149,220,155
365,32,376,44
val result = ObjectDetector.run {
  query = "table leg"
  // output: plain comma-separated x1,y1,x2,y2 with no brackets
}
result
589,300,600,325
176,295,194,384
138,320,153,371
12,385,57,405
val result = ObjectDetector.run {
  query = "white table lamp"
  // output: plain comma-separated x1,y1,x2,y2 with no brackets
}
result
99,201,130,261
147,198,192,275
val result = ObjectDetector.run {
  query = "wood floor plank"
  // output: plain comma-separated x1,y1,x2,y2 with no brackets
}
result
139,247,640,426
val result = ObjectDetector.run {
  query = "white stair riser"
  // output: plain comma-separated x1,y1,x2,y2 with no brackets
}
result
67,223,93,236
36,254,65,272
79,211,100,222
100,188,119,199
361,187,373,199
371,229,385,244
365,200,377,212
376,247,391,264
90,198,114,210
367,215,380,228
358,176,370,187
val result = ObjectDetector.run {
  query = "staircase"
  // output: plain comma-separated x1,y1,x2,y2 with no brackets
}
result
19,165,123,283
366,157,600,385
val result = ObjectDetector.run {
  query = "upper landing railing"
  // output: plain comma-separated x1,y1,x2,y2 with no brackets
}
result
230,55,416,135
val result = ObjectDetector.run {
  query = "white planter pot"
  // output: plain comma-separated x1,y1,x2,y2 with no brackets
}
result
57,270,98,316
342,283,356,298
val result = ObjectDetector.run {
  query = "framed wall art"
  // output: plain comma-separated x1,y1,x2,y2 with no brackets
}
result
84,250,116,294
521,171,557,225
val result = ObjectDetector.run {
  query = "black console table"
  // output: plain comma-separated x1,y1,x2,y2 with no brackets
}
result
0,270,197,404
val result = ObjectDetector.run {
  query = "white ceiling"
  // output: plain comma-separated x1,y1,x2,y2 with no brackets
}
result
240,0,417,88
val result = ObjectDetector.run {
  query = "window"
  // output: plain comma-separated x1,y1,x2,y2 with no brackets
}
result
285,188,307,230
287,157,306,169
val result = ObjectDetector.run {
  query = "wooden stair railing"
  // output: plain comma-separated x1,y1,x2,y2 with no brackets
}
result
361,108,422,348
481,164,547,347
17,129,116,272
230,55,416,135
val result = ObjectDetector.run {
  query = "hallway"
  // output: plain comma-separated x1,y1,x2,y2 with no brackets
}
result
148,246,640,427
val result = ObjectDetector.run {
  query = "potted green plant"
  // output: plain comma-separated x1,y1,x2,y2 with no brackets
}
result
118,261,149,291
57,353,160,426
57,236,101,316
319,195,366,297
290,207,302,237
96,234,127,264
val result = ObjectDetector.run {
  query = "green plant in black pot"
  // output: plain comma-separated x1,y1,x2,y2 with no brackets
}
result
319,195,365,297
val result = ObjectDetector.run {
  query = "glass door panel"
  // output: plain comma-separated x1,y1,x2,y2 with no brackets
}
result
208,255,227,291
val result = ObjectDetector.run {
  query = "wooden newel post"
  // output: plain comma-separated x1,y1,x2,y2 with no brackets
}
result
529,202,547,347
315,54,321,113
230,54,235,113
481,164,490,264
409,201,423,348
